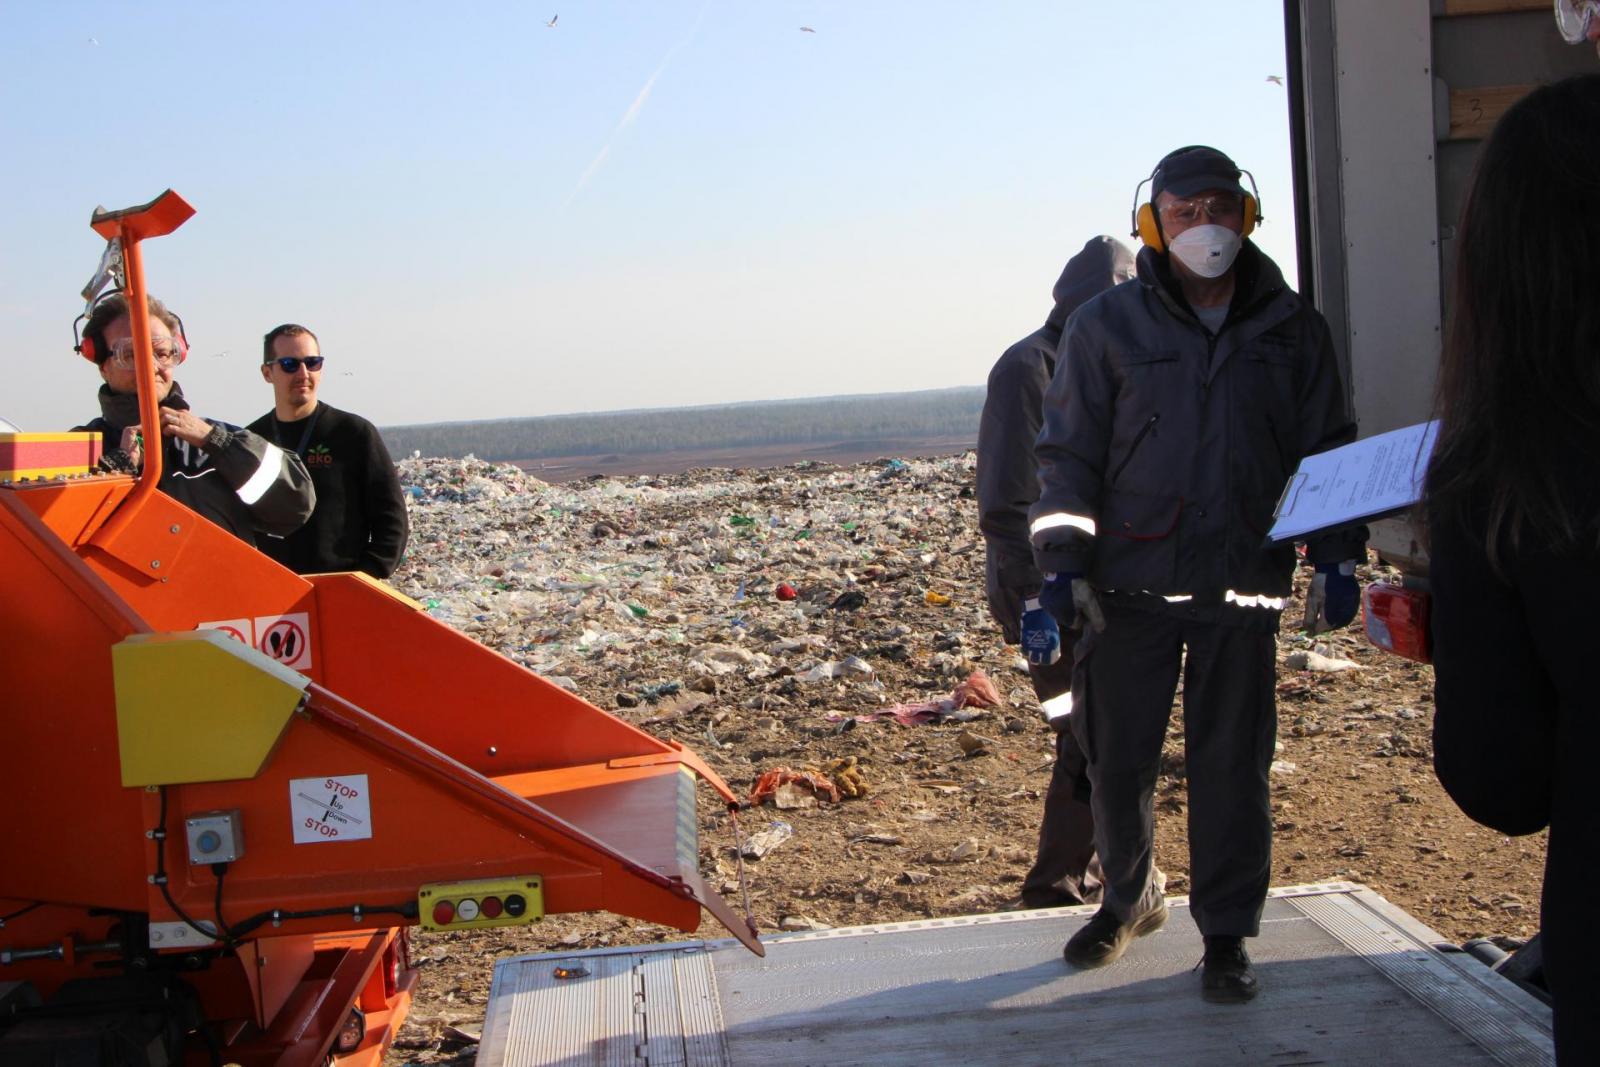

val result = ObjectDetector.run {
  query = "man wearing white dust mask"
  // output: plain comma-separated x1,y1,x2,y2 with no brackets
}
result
1025,145,1365,1004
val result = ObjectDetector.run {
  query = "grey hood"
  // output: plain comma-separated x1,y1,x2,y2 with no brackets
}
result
1046,235,1137,335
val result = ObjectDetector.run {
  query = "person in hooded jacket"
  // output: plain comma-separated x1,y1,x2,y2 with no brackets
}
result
1027,146,1365,1002
73,293,315,542
977,235,1135,908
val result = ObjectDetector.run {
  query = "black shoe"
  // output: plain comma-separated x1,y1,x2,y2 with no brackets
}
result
1200,935,1258,1003
1063,900,1169,968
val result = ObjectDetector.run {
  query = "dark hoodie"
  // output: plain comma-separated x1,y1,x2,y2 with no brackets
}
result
977,236,1135,642
75,382,315,543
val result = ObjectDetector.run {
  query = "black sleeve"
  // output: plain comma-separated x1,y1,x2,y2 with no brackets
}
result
1427,506,1555,836
358,422,409,578
977,347,1046,589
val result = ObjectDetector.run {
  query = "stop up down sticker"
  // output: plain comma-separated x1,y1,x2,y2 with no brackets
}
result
290,774,372,844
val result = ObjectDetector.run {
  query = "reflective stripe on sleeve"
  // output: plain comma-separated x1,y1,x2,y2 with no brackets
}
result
1040,691,1074,722
1163,594,1193,603
1224,590,1286,610
1030,512,1097,539
236,442,288,506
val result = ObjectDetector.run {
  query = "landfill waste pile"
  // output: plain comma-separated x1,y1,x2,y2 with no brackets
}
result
383,453,1546,1064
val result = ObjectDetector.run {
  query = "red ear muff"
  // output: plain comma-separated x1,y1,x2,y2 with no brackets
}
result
1134,202,1165,252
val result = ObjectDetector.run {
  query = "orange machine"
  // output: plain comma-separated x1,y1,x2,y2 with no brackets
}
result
0,192,759,1066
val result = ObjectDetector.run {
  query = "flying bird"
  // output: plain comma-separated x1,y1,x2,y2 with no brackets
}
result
546,14,558,28
1266,74,1284,85
800,26,815,33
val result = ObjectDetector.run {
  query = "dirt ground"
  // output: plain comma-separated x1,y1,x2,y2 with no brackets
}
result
382,456,1546,1065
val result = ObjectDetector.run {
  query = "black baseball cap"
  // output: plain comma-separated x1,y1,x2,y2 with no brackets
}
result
1151,145,1248,199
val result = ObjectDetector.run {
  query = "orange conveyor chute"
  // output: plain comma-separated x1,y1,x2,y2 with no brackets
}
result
0,458,760,957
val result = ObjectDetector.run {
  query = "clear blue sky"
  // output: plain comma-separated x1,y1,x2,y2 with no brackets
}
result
5,1,1295,432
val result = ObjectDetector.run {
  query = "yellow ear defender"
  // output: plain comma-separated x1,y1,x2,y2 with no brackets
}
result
1130,171,1262,252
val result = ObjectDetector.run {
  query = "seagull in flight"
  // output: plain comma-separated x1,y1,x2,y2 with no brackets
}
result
546,14,558,28
1265,74,1284,85
800,26,815,33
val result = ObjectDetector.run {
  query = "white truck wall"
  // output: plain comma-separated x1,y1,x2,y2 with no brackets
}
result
1292,0,1594,437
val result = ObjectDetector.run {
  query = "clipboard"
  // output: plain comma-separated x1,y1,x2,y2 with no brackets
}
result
1266,421,1438,544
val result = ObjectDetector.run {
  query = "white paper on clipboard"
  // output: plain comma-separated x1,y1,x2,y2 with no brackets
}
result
1267,421,1439,544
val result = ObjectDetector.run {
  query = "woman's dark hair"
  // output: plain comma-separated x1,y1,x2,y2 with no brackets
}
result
1426,74,1600,567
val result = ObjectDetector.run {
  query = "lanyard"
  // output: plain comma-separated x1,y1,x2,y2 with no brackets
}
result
274,405,323,459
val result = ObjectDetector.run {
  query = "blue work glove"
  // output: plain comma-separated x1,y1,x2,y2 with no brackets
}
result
1020,597,1062,666
1306,560,1359,632
1037,573,1079,630
1037,572,1107,634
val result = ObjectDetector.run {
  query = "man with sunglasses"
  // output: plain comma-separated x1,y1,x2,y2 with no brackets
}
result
247,324,408,578
73,293,315,542
1026,146,1364,1002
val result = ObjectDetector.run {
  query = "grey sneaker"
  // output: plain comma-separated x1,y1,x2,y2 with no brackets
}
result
1063,900,1169,968
1200,935,1259,1003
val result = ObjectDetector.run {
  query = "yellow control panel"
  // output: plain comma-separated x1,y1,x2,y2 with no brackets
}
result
417,875,544,932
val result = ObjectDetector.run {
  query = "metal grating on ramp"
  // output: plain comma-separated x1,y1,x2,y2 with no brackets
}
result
476,883,1550,1067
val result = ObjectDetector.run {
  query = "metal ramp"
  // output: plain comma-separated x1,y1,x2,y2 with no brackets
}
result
477,882,1552,1066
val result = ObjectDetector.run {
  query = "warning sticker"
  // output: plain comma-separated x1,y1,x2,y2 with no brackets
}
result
290,774,372,844
195,612,314,671
255,613,312,670
197,618,252,645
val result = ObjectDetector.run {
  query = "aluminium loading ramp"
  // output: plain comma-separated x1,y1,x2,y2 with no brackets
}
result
475,882,1553,1067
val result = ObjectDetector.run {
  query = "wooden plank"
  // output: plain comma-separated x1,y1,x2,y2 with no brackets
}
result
1441,0,1551,15
1448,84,1536,140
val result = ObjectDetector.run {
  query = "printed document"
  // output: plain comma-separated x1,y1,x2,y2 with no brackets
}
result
1268,421,1438,544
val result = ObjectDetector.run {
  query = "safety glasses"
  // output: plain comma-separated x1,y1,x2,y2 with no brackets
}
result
1555,0,1600,43
1160,194,1244,226
272,356,325,372
108,337,185,368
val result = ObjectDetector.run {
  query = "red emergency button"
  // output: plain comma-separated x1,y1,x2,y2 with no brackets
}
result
480,896,504,919
432,900,456,926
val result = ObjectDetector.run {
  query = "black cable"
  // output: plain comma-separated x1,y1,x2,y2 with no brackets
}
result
0,901,42,926
151,787,225,945
225,902,417,941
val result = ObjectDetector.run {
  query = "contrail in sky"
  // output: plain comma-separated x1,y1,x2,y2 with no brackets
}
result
568,1,713,204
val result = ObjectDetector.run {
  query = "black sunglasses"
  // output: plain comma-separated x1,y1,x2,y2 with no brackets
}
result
272,356,325,372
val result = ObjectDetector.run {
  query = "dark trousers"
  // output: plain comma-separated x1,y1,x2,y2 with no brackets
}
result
1074,604,1277,936
1020,648,1102,907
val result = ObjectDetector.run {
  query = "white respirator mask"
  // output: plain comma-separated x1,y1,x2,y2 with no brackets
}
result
1167,224,1242,279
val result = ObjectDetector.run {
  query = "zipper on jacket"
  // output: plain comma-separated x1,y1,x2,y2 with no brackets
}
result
1111,413,1160,485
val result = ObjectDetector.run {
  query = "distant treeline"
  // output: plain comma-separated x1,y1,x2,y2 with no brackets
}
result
381,386,985,461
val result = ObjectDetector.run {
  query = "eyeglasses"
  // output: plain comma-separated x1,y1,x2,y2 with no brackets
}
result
272,356,325,372
1160,194,1245,226
108,337,185,368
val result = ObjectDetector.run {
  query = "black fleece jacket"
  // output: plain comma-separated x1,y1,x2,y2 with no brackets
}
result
248,402,408,578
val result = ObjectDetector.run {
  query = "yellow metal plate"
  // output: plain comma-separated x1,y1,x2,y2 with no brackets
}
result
418,875,544,932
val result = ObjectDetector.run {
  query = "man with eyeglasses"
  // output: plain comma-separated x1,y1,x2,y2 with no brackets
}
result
1026,146,1364,1003
247,324,408,578
73,293,315,542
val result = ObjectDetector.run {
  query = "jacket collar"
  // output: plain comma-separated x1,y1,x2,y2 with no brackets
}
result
97,380,190,432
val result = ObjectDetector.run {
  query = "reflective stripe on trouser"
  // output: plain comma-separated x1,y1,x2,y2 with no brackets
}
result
1075,604,1277,936
1020,644,1100,908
